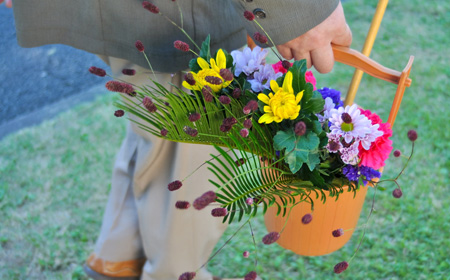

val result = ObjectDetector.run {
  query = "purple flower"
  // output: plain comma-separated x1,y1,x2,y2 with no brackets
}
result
317,97,336,123
231,46,268,76
248,64,282,92
359,165,381,185
342,165,360,182
318,87,343,108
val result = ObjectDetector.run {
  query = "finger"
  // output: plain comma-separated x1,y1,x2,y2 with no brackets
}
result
276,45,294,60
310,45,334,73
332,23,352,47
292,50,312,68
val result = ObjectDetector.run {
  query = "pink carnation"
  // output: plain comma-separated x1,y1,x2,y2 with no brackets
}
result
272,61,291,74
358,109,393,170
305,71,317,90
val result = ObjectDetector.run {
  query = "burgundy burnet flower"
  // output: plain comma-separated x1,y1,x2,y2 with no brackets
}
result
184,73,196,86
393,150,401,157
142,1,160,14
160,128,168,137
183,126,198,137
193,191,217,210
302,213,313,224
178,271,196,280
220,117,237,133
143,96,157,113
219,95,231,105
168,180,182,191
175,201,190,209
188,112,201,122
135,40,145,52
407,129,418,142
219,68,233,82
294,121,307,136
334,261,349,274
240,128,249,138
253,32,268,44
232,88,241,99
89,66,106,77
174,40,190,52
105,81,134,95
235,158,246,167
122,68,136,76
245,197,254,205
202,85,214,102
243,10,255,21
243,119,253,129
393,188,403,198
244,271,258,280
332,228,345,237
114,110,124,117
262,232,280,245
243,100,258,114
205,75,222,85
211,207,228,217
281,60,291,71
243,251,250,258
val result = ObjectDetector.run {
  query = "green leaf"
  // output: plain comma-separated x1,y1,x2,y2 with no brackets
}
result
290,60,307,94
273,130,296,152
199,35,211,61
302,90,325,114
284,131,320,173
189,58,200,72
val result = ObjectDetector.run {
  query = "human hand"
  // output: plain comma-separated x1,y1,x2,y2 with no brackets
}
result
0,0,12,8
276,2,352,73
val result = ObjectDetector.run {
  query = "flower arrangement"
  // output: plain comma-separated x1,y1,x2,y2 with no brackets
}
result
90,2,415,278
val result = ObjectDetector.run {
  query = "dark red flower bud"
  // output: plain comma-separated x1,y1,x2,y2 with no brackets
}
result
341,112,352,123
220,124,232,133
407,129,418,142
262,232,280,245
178,271,196,280
219,95,231,105
188,112,201,122
142,1,160,14
184,73,196,86
160,128,168,136
393,188,403,198
232,89,242,99
244,271,258,280
105,81,134,95
240,128,249,138
253,32,268,44
174,40,190,52
193,191,217,210
332,228,344,237
243,119,253,129
143,96,157,113
301,213,313,224
243,11,255,21
135,40,145,52
175,201,190,209
220,68,233,82
202,86,214,102
89,66,106,77
205,75,223,85
168,180,182,191
235,158,246,167
183,126,198,137
281,60,292,70
243,251,250,258
114,110,124,117
122,69,136,76
294,121,307,136
247,100,259,111
246,197,254,205
393,150,401,157
211,207,228,217
334,261,349,274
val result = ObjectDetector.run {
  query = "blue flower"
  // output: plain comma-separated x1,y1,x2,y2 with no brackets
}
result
360,165,381,185
342,165,359,182
318,87,343,108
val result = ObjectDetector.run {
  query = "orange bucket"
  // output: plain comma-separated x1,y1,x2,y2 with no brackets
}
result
264,185,368,256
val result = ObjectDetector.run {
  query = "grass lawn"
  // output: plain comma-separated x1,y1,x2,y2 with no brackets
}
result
1,0,449,279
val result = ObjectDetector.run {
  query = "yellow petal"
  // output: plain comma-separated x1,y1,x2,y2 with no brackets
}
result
282,71,293,94
296,90,304,103
270,80,279,93
258,114,274,124
216,49,226,69
258,93,270,104
197,57,210,70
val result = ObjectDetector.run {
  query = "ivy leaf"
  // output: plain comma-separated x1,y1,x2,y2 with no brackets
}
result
284,131,320,173
273,130,296,152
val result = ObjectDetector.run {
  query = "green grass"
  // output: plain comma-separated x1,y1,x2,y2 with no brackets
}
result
1,0,449,279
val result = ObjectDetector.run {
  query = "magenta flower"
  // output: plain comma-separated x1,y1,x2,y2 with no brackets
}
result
174,40,190,52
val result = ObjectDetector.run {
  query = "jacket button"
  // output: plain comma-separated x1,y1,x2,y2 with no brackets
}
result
253,8,266,19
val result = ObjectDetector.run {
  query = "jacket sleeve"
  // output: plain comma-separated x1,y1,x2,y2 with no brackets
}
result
230,0,340,46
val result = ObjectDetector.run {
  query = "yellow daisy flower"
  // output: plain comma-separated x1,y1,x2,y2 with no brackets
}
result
257,71,304,124
182,49,231,93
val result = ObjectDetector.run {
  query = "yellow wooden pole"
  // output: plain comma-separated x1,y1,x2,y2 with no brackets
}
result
344,0,389,106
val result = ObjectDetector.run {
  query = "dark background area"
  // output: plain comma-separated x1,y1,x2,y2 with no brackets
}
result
0,7,108,134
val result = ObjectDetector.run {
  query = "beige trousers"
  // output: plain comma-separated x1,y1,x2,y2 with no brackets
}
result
94,56,228,280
